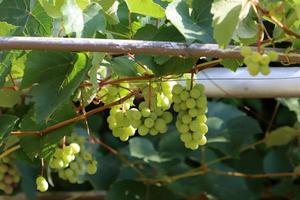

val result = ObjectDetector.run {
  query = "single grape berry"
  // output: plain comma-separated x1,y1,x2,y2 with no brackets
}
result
36,176,48,192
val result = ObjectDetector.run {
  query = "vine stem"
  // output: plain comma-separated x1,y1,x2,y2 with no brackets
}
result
11,90,140,136
0,144,21,159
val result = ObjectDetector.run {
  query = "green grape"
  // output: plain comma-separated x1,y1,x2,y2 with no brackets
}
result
83,152,92,161
247,63,260,76
260,65,270,75
154,118,167,133
172,84,184,94
63,146,74,155
198,136,207,145
36,176,48,192
138,125,149,136
144,118,155,128
250,52,261,62
186,98,196,109
240,46,252,57
180,91,189,101
181,114,192,124
260,54,270,65
70,143,80,154
180,102,188,110
149,113,157,120
199,123,208,134
180,133,193,143
267,51,278,61
86,163,97,175
141,107,151,117
173,103,181,112
190,88,201,99
161,112,173,123
173,95,182,104
188,108,198,118
149,128,159,135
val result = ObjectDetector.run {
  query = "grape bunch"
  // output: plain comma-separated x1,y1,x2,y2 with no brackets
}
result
107,107,139,141
56,135,98,184
97,83,133,105
241,47,278,76
172,83,208,150
137,102,173,136
49,142,81,170
0,157,20,194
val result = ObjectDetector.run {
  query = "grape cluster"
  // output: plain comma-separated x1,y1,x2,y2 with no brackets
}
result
172,83,208,150
141,82,173,110
49,142,81,170
97,83,132,104
137,102,173,136
57,135,98,184
0,157,20,194
241,47,278,76
107,107,139,141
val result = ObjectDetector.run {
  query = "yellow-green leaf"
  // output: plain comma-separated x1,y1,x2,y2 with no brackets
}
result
265,126,300,148
0,21,16,36
125,0,165,19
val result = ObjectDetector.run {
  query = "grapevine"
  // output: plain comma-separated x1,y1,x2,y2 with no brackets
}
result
0,157,20,194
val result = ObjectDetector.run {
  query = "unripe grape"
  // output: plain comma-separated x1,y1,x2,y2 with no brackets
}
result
83,152,92,161
199,123,208,134
144,118,155,128
260,65,270,75
186,98,196,109
267,51,278,61
69,143,80,154
190,88,201,99
149,128,159,135
181,114,192,124
240,46,252,57
63,146,74,155
161,112,173,123
36,176,48,192
172,84,184,94
198,136,207,145
180,91,189,101
138,125,149,136
141,107,151,117
86,163,97,175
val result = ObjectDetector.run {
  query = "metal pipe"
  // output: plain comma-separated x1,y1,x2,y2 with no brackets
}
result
195,67,300,98
0,37,300,63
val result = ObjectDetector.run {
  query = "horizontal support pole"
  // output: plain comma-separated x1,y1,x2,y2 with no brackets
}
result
0,37,300,63
194,67,300,98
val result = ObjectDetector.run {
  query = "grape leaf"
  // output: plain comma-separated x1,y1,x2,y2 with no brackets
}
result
265,126,300,147
221,59,243,72
125,0,165,19
0,21,16,36
0,0,52,36
0,114,18,141
0,88,21,108
107,56,139,77
22,51,89,121
61,0,84,36
107,180,176,200
19,104,76,161
166,0,213,43
82,3,106,38
39,0,65,18
211,0,251,47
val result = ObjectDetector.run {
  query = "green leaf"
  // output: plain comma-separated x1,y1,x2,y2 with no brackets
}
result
0,89,21,108
107,56,139,77
82,3,106,38
38,0,65,18
107,180,176,200
191,0,214,36
265,126,300,147
22,51,89,121
166,0,213,43
61,0,84,35
0,0,52,36
264,148,293,173
134,24,158,40
87,154,121,190
76,0,90,10
125,0,165,18
277,98,300,121
0,114,18,141
19,104,76,160
0,21,16,36
0,53,12,87
211,0,251,47
151,57,194,76
221,59,243,71
129,137,170,162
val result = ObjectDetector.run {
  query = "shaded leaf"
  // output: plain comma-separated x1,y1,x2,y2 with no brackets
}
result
22,51,89,121
0,114,18,141
265,126,300,147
